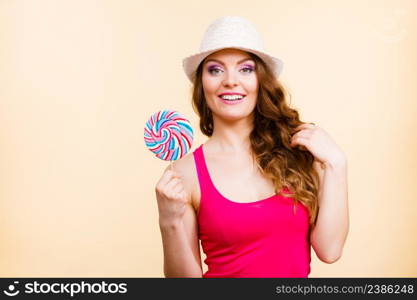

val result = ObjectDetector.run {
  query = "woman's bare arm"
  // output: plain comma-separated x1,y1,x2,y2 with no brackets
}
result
158,159,203,277
160,203,202,277
310,157,349,263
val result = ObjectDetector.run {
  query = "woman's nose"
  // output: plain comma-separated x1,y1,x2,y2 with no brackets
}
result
222,71,238,87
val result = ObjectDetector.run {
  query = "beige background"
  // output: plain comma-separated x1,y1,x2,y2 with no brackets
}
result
0,0,416,277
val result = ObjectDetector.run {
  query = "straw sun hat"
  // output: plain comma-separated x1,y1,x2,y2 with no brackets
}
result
182,16,284,82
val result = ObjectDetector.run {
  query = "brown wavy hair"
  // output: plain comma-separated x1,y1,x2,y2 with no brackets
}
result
189,51,320,228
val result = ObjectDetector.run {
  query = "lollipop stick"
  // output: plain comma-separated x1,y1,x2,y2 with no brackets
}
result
170,160,173,171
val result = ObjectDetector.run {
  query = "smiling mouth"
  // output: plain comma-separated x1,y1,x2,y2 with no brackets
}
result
218,95,246,101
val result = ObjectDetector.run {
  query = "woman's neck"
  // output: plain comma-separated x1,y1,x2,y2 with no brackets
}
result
207,115,254,155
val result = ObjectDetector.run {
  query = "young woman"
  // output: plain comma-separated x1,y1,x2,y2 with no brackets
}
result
155,16,349,278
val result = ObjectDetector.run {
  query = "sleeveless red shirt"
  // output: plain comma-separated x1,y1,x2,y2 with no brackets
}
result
193,144,311,278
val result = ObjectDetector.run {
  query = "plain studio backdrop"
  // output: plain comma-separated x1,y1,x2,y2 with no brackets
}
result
0,0,416,277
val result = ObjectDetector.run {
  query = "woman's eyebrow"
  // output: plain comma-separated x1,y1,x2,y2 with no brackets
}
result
204,58,254,66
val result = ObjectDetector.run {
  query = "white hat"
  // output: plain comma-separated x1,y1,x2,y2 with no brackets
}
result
182,16,284,82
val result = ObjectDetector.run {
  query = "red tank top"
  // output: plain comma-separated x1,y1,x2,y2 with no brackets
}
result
193,144,311,278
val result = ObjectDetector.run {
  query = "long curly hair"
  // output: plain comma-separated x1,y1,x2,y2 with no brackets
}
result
189,51,320,228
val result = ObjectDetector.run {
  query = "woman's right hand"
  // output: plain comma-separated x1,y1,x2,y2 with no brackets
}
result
155,168,190,226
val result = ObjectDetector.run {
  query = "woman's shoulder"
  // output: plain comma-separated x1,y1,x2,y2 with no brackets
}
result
171,150,197,177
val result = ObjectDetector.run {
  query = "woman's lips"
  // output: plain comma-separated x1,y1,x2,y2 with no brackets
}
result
218,96,246,105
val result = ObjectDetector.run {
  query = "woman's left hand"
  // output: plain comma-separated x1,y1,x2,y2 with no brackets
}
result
290,123,346,166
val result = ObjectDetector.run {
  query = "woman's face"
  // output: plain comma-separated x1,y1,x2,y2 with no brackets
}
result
202,48,259,122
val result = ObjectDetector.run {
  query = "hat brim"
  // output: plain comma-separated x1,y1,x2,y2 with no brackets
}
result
182,46,283,82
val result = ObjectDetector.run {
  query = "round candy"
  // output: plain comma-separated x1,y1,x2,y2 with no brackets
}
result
144,110,193,161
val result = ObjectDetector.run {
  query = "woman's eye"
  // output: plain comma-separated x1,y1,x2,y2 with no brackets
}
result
208,68,222,75
241,67,254,73
207,66,254,75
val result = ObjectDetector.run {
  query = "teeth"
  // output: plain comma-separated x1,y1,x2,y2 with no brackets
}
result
220,95,244,100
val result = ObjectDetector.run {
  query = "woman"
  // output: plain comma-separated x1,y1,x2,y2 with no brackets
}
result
155,16,349,278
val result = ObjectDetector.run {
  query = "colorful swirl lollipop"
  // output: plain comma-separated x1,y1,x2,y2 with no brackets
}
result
144,110,193,162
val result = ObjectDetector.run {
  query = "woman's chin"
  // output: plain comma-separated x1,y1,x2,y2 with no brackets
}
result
215,111,254,123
